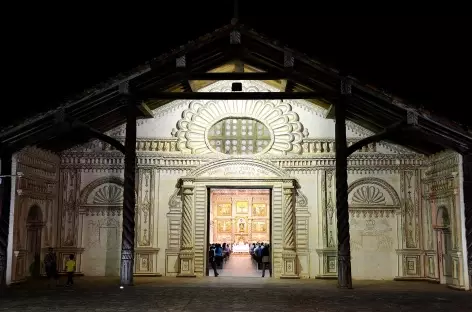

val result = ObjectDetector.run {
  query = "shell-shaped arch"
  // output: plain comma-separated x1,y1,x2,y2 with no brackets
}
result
174,83,307,155
435,205,450,227
348,177,400,208
80,176,126,205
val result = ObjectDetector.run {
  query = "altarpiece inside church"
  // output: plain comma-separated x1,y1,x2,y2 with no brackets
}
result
209,189,270,252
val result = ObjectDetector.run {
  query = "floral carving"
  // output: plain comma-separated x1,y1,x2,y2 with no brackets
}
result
174,83,306,155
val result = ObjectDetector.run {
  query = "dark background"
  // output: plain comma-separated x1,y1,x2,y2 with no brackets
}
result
4,3,470,129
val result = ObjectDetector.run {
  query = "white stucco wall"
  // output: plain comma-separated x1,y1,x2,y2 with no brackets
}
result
56,80,468,285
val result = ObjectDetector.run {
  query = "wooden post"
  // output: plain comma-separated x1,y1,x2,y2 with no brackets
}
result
335,79,353,289
461,154,472,289
0,154,12,293
120,100,137,286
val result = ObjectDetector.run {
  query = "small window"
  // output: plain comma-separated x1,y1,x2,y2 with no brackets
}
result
207,118,271,155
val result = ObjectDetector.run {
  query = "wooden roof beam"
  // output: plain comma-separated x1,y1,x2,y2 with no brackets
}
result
281,51,295,92
351,81,472,141
176,55,194,92
234,60,244,73
137,91,329,101
120,81,154,119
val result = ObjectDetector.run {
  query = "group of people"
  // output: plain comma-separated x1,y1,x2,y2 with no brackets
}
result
44,247,76,287
208,241,271,277
250,242,271,277
208,243,231,277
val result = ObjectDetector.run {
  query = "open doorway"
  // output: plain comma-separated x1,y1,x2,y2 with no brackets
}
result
26,205,43,278
207,188,271,277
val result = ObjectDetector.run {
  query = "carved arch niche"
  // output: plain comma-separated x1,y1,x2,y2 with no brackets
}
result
26,205,44,277
348,178,401,279
80,176,125,216
434,205,450,229
348,177,401,218
79,177,126,276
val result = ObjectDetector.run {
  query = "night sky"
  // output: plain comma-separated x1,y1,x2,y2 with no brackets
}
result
5,5,470,129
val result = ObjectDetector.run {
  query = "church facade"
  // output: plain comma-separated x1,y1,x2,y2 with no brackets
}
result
5,80,470,289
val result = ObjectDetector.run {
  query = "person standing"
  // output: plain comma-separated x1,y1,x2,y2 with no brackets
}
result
65,254,76,286
44,247,58,287
261,244,271,277
208,244,219,277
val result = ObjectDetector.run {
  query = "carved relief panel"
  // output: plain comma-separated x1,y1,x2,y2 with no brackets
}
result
60,169,80,247
321,170,335,248
137,169,153,247
167,188,182,251
400,170,420,249
347,177,401,279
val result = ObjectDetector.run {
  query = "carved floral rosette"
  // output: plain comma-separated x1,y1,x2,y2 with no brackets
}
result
173,83,307,155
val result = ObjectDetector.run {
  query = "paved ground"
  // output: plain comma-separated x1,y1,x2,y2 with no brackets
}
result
1,276,470,311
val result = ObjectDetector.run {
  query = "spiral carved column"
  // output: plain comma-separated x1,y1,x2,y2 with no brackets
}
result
0,154,12,293
120,101,137,286
281,183,298,278
335,79,353,289
178,185,195,277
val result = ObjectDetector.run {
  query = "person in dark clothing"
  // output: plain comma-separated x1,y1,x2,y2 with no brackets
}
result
208,244,219,277
261,244,271,277
214,243,223,267
44,247,58,287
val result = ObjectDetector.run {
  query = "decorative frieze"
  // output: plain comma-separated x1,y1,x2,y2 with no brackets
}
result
62,136,424,158
60,150,425,174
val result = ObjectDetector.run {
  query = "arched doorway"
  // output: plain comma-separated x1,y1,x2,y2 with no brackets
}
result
434,206,452,284
26,205,44,278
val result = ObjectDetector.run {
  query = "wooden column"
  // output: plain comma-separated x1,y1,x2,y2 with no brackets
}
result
120,100,137,286
462,154,472,289
335,79,353,289
0,154,12,293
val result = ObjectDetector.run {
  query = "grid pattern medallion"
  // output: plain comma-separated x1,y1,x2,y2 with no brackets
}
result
207,118,271,155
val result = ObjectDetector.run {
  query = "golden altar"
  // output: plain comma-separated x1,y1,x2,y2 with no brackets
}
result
209,189,270,248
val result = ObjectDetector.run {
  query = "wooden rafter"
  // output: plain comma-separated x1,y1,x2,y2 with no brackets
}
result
0,21,471,155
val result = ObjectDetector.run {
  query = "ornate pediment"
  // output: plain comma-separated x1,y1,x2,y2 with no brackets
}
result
185,158,290,179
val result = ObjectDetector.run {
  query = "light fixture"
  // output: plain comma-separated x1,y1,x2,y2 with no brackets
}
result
0,172,24,184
